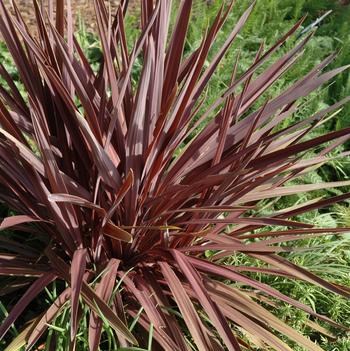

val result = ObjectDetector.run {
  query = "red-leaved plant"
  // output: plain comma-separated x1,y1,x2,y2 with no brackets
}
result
0,0,350,350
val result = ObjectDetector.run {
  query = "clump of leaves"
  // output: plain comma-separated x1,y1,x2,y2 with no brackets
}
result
0,0,350,350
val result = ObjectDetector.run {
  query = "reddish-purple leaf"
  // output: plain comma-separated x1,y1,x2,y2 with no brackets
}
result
89,259,120,351
160,261,219,350
172,250,241,350
70,248,87,342
26,287,71,350
0,215,41,230
0,273,56,340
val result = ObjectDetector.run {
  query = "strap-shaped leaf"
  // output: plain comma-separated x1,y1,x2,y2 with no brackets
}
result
71,248,87,342
0,273,56,340
88,259,120,351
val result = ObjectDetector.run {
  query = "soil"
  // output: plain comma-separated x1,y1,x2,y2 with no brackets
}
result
1,1,134,36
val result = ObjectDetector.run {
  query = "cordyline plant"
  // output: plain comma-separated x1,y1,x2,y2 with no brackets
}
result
0,0,350,350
